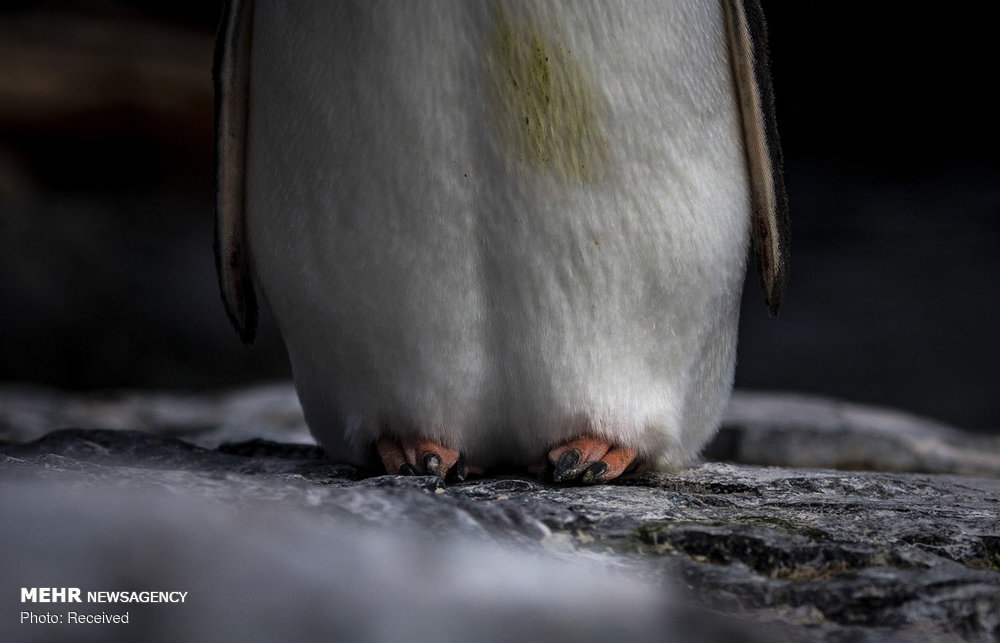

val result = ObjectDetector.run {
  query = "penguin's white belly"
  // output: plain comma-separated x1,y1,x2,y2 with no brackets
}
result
246,1,751,469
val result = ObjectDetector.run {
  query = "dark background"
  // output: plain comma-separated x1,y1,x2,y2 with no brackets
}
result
1,2,997,432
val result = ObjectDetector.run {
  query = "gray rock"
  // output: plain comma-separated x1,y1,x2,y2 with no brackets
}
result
715,391,1000,477
0,382,311,447
1,386,999,641
1,482,704,643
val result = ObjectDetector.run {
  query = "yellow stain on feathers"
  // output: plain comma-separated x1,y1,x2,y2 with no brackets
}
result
486,8,608,183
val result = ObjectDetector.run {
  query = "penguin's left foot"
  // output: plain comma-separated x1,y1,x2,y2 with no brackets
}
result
546,436,638,485
375,436,466,480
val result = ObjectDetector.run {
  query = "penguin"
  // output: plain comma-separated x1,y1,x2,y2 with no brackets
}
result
214,0,788,483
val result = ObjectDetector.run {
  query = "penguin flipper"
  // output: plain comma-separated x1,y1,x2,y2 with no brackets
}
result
724,0,790,316
213,0,257,343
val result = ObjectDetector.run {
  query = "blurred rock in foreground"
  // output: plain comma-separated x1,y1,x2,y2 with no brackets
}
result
1,386,998,642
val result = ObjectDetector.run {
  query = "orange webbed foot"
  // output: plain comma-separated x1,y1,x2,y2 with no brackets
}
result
545,436,638,485
376,436,466,480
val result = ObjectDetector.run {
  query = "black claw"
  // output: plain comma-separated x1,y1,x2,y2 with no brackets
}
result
553,449,581,483
422,452,442,477
580,461,609,485
398,463,419,476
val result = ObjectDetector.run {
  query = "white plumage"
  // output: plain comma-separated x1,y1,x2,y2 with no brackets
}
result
215,0,788,478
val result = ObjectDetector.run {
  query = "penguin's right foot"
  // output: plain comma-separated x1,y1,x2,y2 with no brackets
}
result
375,436,466,481
545,436,638,485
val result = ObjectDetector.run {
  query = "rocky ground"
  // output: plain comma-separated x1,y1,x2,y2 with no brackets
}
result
2,384,998,642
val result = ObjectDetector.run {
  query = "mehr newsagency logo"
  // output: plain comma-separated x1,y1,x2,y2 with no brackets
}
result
20,587,188,625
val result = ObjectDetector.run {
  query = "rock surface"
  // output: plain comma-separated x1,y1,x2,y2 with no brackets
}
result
2,385,998,642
